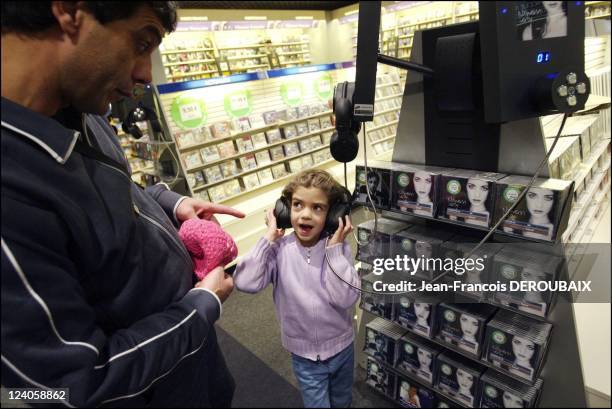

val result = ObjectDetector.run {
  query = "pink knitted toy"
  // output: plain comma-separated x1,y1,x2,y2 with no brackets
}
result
178,218,238,280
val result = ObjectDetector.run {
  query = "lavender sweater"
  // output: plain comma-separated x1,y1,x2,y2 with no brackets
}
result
234,233,360,361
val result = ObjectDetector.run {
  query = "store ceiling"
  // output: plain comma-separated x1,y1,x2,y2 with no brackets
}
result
178,1,357,11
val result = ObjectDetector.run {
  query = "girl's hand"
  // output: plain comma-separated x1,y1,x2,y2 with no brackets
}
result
264,207,285,242
328,215,353,247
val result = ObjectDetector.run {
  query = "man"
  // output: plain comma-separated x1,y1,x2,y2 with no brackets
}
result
1,2,241,407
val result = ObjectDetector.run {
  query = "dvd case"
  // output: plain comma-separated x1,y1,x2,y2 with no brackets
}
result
239,154,258,171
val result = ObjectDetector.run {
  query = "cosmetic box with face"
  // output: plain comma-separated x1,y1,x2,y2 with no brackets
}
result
357,218,409,265
494,176,572,242
393,297,437,338
483,310,552,382
360,272,394,320
397,333,441,385
396,376,436,408
390,163,448,218
492,246,561,318
479,370,543,408
439,169,506,228
366,357,397,399
435,352,484,407
392,226,454,281
364,318,408,366
436,303,497,358
354,161,392,210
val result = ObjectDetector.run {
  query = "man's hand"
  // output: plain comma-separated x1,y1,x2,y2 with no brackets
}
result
328,215,353,247
195,266,234,303
177,197,245,224
264,207,285,243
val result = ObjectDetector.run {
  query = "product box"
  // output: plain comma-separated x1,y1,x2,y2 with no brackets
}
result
308,118,321,133
175,130,196,149
391,163,448,218
271,163,288,179
301,154,314,169
282,125,298,139
396,377,437,408
364,318,408,365
219,160,239,177
394,298,437,338
236,136,254,153
262,110,278,125
494,176,573,242
366,357,397,399
322,131,333,145
251,133,268,149
223,180,241,197
392,226,454,281
397,334,441,385
248,114,267,130
436,303,497,358
182,151,203,169
492,247,562,318
255,150,271,166
435,395,461,408
308,103,324,116
483,310,552,382
257,168,274,185
269,146,285,162
546,136,581,181
354,161,393,210
283,141,300,157
200,146,221,163
296,122,309,136
265,129,283,144
439,170,507,227
312,150,329,164
309,135,323,148
239,154,258,171
320,116,333,129
357,218,410,264
435,352,485,407
232,117,251,133
217,141,237,158
242,173,260,190
208,185,226,202
479,370,543,408
298,138,312,152
210,121,231,139
288,158,303,173
203,165,223,184
282,107,299,121
297,105,310,118
360,271,395,320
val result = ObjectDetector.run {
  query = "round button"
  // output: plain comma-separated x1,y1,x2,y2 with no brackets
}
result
557,85,568,97
567,95,577,106
576,83,587,94
566,72,577,85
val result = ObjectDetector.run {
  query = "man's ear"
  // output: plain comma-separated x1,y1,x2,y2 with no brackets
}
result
51,1,86,37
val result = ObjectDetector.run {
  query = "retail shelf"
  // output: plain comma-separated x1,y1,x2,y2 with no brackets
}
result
211,156,337,204
160,47,215,54
168,69,217,79
586,13,611,19
398,45,413,50
374,106,400,116
279,60,310,66
193,144,332,192
569,182,610,246
367,120,399,133
277,110,333,127
231,64,269,70
185,127,334,173
273,41,308,46
218,44,266,50
565,158,611,242
371,135,396,145
226,54,268,61
363,310,543,387
377,92,404,102
573,139,611,188
397,16,452,29
375,82,401,90
398,33,415,39
163,59,216,67
454,10,479,18
276,50,310,56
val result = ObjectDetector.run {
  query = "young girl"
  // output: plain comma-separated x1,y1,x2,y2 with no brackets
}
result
234,169,360,408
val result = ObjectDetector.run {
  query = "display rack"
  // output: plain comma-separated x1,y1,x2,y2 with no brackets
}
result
354,21,610,408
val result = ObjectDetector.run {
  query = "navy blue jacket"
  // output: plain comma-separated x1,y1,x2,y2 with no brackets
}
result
1,98,232,407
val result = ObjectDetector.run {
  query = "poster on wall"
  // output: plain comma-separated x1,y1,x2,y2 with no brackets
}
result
224,89,253,118
281,82,305,107
171,95,208,129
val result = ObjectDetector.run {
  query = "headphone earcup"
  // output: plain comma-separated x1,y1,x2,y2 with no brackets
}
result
273,197,292,229
330,130,359,163
325,187,353,233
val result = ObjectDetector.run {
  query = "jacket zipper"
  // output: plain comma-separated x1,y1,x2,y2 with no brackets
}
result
95,161,194,271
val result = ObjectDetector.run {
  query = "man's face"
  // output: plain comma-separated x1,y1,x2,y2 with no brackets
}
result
61,4,165,114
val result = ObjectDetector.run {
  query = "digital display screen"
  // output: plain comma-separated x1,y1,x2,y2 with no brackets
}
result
536,51,551,63
516,1,568,41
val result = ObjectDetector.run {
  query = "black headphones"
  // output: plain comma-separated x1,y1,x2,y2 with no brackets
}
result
273,185,353,234
121,105,160,139
330,81,361,163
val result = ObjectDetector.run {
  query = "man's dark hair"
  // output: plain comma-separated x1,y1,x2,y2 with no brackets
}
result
1,1,177,34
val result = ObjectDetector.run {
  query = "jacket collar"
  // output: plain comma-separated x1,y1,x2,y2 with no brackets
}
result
1,97,80,164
